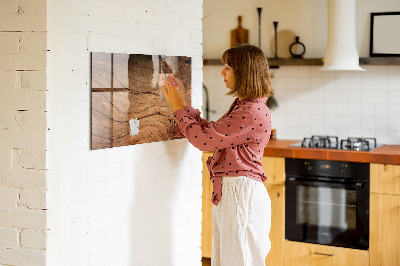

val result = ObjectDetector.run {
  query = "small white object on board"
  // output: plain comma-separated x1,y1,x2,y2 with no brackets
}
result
129,119,140,136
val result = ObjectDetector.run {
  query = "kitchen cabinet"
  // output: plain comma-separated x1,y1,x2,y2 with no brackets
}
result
201,154,286,266
370,163,400,195
284,241,369,266
202,152,213,258
370,163,400,266
261,156,285,266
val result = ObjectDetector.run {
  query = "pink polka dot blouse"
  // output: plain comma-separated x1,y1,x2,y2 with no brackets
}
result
173,97,271,206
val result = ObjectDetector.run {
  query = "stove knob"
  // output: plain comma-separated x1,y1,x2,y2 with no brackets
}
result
340,164,347,174
305,162,312,171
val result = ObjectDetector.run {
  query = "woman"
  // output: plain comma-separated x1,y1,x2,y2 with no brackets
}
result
161,44,273,266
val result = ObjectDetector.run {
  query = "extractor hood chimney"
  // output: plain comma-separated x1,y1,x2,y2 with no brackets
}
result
320,0,365,71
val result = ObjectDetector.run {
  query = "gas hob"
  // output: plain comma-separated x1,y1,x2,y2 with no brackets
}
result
289,135,382,151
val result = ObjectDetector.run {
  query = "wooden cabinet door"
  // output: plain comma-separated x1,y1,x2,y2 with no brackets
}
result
284,241,369,266
370,193,400,266
202,152,213,258
264,184,284,266
262,156,285,186
370,163,400,195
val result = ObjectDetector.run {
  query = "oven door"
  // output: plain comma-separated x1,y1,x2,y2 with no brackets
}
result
285,177,369,250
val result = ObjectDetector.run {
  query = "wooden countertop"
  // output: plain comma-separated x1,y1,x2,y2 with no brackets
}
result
263,139,400,165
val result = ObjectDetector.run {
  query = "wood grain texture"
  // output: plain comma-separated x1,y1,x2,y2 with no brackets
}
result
263,140,400,164
202,152,214,258
91,53,191,150
371,163,400,195
284,241,369,266
370,193,400,266
264,184,285,266
261,156,285,185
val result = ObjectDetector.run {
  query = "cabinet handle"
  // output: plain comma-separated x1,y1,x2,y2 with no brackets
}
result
314,252,335,257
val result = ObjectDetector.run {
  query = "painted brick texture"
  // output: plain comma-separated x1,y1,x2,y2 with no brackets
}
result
46,0,203,266
0,0,48,265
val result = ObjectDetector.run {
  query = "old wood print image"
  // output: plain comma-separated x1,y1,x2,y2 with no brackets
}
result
91,52,191,150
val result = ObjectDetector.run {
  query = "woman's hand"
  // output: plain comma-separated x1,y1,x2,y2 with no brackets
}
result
161,75,187,113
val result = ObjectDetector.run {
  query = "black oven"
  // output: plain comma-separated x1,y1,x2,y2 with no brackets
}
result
285,158,369,250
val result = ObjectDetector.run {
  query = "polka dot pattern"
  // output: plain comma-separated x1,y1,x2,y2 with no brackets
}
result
172,97,272,206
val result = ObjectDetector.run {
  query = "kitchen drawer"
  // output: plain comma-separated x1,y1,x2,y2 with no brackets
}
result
284,241,369,266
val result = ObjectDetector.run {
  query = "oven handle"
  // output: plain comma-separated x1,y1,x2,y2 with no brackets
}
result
286,177,364,189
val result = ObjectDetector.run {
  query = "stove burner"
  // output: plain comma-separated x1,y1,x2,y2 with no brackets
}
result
301,135,339,149
340,137,377,151
295,136,378,151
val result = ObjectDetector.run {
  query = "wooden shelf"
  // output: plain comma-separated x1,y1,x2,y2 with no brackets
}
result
359,57,400,65
203,58,323,67
203,57,400,67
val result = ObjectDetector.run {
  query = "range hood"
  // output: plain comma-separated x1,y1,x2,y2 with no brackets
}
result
320,0,365,71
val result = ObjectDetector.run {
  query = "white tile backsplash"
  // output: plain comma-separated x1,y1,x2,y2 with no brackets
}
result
204,64,400,144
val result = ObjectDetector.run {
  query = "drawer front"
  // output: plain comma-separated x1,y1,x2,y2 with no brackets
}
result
284,241,369,266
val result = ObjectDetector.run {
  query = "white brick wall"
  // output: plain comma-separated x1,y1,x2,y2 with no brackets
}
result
47,1,203,266
0,0,48,265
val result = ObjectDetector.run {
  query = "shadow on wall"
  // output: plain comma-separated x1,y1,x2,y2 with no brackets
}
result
130,139,189,265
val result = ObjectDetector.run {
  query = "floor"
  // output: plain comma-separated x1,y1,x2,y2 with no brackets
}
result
202,257,211,266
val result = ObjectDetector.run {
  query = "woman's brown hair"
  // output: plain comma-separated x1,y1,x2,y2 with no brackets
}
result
221,44,273,99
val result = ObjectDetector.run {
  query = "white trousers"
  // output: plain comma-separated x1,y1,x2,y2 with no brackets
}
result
212,176,271,266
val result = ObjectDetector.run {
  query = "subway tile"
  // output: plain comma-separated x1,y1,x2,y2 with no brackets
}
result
388,131,400,143
388,91,400,104
362,116,375,130
388,117,400,131
348,116,362,129
361,129,375,138
361,103,375,116
286,77,299,89
298,77,311,89
310,77,324,89
335,115,348,129
361,74,374,91
374,117,389,130
310,66,324,77
388,104,400,117
336,90,349,103
311,102,324,113
374,65,388,78
285,66,298,77
323,115,336,129
348,103,362,116
361,90,375,104
374,77,388,91
388,65,400,76
323,86,336,103
298,67,311,78
336,103,349,116
348,73,362,90
374,90,388,104
348,90,362,103
335,74,349,90
375,104,389,117
323,103,336,115
349,128,362,137
374,130,389,144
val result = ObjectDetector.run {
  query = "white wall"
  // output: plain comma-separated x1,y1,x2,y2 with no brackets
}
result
0,0,48,265
203,0,400,145
203,0,400,58
47,0,203,266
